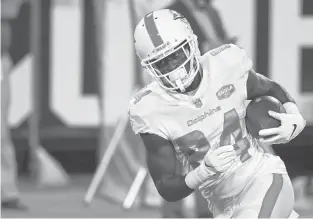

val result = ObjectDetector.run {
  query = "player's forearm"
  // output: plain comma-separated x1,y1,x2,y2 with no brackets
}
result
155,162,215,202
246,70,295,104
155,174,194,202
283,102,301,115
246,70,301,114
266,82,295,104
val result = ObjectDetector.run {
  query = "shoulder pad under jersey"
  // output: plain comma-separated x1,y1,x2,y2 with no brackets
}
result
128,84,168,139
130,88,152,105
129,83,160,113
203,44,253,79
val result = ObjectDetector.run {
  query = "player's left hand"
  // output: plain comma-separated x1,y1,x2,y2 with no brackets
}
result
258,111,306,145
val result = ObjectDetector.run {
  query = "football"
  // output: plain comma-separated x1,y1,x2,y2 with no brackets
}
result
245,96,286,138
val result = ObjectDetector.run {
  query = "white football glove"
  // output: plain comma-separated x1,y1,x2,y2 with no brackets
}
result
185,145,237,189
258,110,306,145
203,145,237,173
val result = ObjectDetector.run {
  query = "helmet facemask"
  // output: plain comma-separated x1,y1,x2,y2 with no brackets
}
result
142,36,200,93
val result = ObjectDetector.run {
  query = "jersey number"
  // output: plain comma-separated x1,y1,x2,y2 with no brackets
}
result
175,109,251,169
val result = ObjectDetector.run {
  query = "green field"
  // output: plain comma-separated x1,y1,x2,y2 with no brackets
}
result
2,175,312,218
1,175,160,218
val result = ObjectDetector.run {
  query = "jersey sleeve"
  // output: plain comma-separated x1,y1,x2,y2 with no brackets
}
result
238,45,253,74
206,44,253,79
128,90,169,140
128,108,149,135
229,44,254,100
128,108,169,139
228,44,253,78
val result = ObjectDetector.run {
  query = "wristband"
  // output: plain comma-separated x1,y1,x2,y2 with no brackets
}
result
185,163,216,189
283,102,300,115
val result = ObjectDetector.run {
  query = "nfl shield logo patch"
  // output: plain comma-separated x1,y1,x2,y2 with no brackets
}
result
193,99,203,108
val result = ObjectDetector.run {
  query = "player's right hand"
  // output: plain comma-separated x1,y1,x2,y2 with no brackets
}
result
203,145,237,173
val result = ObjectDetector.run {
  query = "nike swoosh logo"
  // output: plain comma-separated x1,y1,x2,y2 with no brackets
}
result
290,124,297,138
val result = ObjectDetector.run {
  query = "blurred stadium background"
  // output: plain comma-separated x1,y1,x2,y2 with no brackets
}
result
1,0,313,218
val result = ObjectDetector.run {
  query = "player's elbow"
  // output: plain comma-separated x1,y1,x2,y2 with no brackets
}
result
155,181,188,202
157,188,183,202
162,195,182,202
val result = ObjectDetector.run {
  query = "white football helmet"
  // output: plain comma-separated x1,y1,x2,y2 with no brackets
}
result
134,9,200,92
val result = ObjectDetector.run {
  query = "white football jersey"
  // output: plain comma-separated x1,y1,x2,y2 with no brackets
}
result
129,44,287,217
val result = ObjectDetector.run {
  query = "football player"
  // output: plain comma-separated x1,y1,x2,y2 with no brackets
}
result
129,9,306,218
